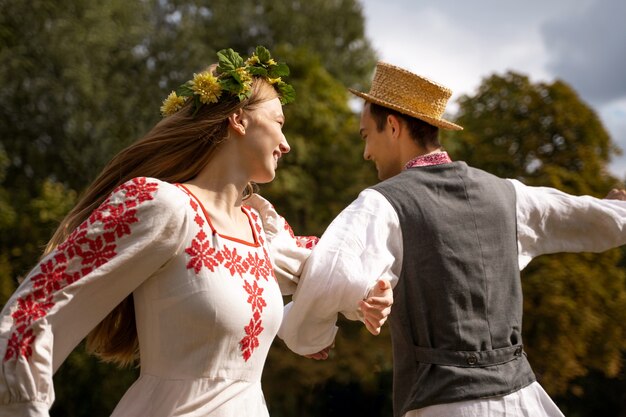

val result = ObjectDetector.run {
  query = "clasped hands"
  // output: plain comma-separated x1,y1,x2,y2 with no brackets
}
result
305,279,393,360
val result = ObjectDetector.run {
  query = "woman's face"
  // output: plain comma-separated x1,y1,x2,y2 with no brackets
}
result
240,97,290,184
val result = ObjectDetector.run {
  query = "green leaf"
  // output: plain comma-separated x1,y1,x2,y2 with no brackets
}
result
238,89,253,101
176,83,195,97
230,70,243,85
191,95,201,116
269,62,290,78
255,45,271,63
220,77,243,94
247,66,268,76
277,82,296,104
217,48,244,72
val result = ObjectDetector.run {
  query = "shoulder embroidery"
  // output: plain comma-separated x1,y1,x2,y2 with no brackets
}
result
283,217,319,249
3,178,159,362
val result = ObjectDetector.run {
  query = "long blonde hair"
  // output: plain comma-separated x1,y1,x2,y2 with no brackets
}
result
45,76,279,367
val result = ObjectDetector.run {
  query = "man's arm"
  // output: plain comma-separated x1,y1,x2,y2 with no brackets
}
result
509,179,626,269
278,189,402,355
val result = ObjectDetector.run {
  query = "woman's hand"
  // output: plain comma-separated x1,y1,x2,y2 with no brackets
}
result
605,188,626,200
304,345,333,360
360,279,393,335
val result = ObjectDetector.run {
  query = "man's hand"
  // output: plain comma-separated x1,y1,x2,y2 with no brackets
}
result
605,188,626,200
360,279,393,335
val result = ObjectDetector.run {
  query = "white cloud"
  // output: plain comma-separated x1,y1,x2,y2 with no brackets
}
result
361,2,553,107
543,0,626,104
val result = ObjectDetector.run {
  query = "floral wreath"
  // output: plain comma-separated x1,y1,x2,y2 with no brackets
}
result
160,46,295,117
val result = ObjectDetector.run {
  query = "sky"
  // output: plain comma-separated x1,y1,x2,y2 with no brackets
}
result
359,0,626,178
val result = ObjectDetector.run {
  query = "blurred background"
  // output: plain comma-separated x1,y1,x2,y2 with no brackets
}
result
0,0,625,416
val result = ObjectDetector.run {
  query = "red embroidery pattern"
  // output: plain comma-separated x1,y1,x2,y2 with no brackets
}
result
243,281,267,313
283,218,319,249
221,247,249,277
246,209,265,245
185,231,224,273
3,178,159,362
240,311,264,361
181,193,273,361
403,151,452,170
295,236,319,249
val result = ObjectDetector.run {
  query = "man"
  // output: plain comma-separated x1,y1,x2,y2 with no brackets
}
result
276,62,626,417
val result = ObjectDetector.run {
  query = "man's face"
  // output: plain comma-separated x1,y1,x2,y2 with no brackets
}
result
359,103,401,181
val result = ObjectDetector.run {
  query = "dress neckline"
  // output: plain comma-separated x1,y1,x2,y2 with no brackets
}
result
176,183,260,247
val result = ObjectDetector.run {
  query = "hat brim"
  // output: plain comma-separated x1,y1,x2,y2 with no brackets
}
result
349,89,463,131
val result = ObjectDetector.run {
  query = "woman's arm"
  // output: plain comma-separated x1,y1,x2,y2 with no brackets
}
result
0,178,187,416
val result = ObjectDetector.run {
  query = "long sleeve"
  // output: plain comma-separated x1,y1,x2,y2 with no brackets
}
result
278,189,402,355
0,178,188,416
244,194,318,296
509,179,626,269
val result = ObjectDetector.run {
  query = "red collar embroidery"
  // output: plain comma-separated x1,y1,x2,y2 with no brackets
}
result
404,151,452,170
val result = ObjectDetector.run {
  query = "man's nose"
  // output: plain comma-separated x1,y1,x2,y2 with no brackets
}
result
363,146,371,161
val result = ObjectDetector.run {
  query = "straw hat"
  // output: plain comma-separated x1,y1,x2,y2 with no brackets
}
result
349,62,463,130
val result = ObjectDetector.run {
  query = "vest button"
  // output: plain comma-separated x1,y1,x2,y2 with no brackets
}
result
515,346,523,356
466,354,478,365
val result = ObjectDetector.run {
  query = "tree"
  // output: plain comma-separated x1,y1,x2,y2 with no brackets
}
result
448,71,619,193
447,71,626,399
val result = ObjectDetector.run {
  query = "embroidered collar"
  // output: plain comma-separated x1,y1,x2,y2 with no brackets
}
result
404,151,452,170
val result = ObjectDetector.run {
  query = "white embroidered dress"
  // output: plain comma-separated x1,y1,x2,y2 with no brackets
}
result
0,177,306,417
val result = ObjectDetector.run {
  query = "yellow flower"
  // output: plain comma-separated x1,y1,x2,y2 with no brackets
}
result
235,67,252,84
160,91,186,116
246,55,260,65
241,81,252,95
267,77,282,85
267,58,277,65
191,71,222,104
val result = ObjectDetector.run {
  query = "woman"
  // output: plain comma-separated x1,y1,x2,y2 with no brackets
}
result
0,46,391,416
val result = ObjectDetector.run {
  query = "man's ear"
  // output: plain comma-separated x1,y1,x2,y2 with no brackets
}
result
228,109,246,136
387,114,402,139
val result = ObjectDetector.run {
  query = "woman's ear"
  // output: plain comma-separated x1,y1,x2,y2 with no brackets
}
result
228,109,246,136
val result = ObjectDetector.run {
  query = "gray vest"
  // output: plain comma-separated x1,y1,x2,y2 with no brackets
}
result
372,162,536,417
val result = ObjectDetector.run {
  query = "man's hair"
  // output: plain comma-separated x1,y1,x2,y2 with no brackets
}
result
368,102,440,148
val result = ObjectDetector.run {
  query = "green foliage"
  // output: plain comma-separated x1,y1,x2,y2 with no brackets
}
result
0,147,16,232
449,72,620,194
0,178,77,305
553,357,626,417
447,71,626,399
0,0,155,191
